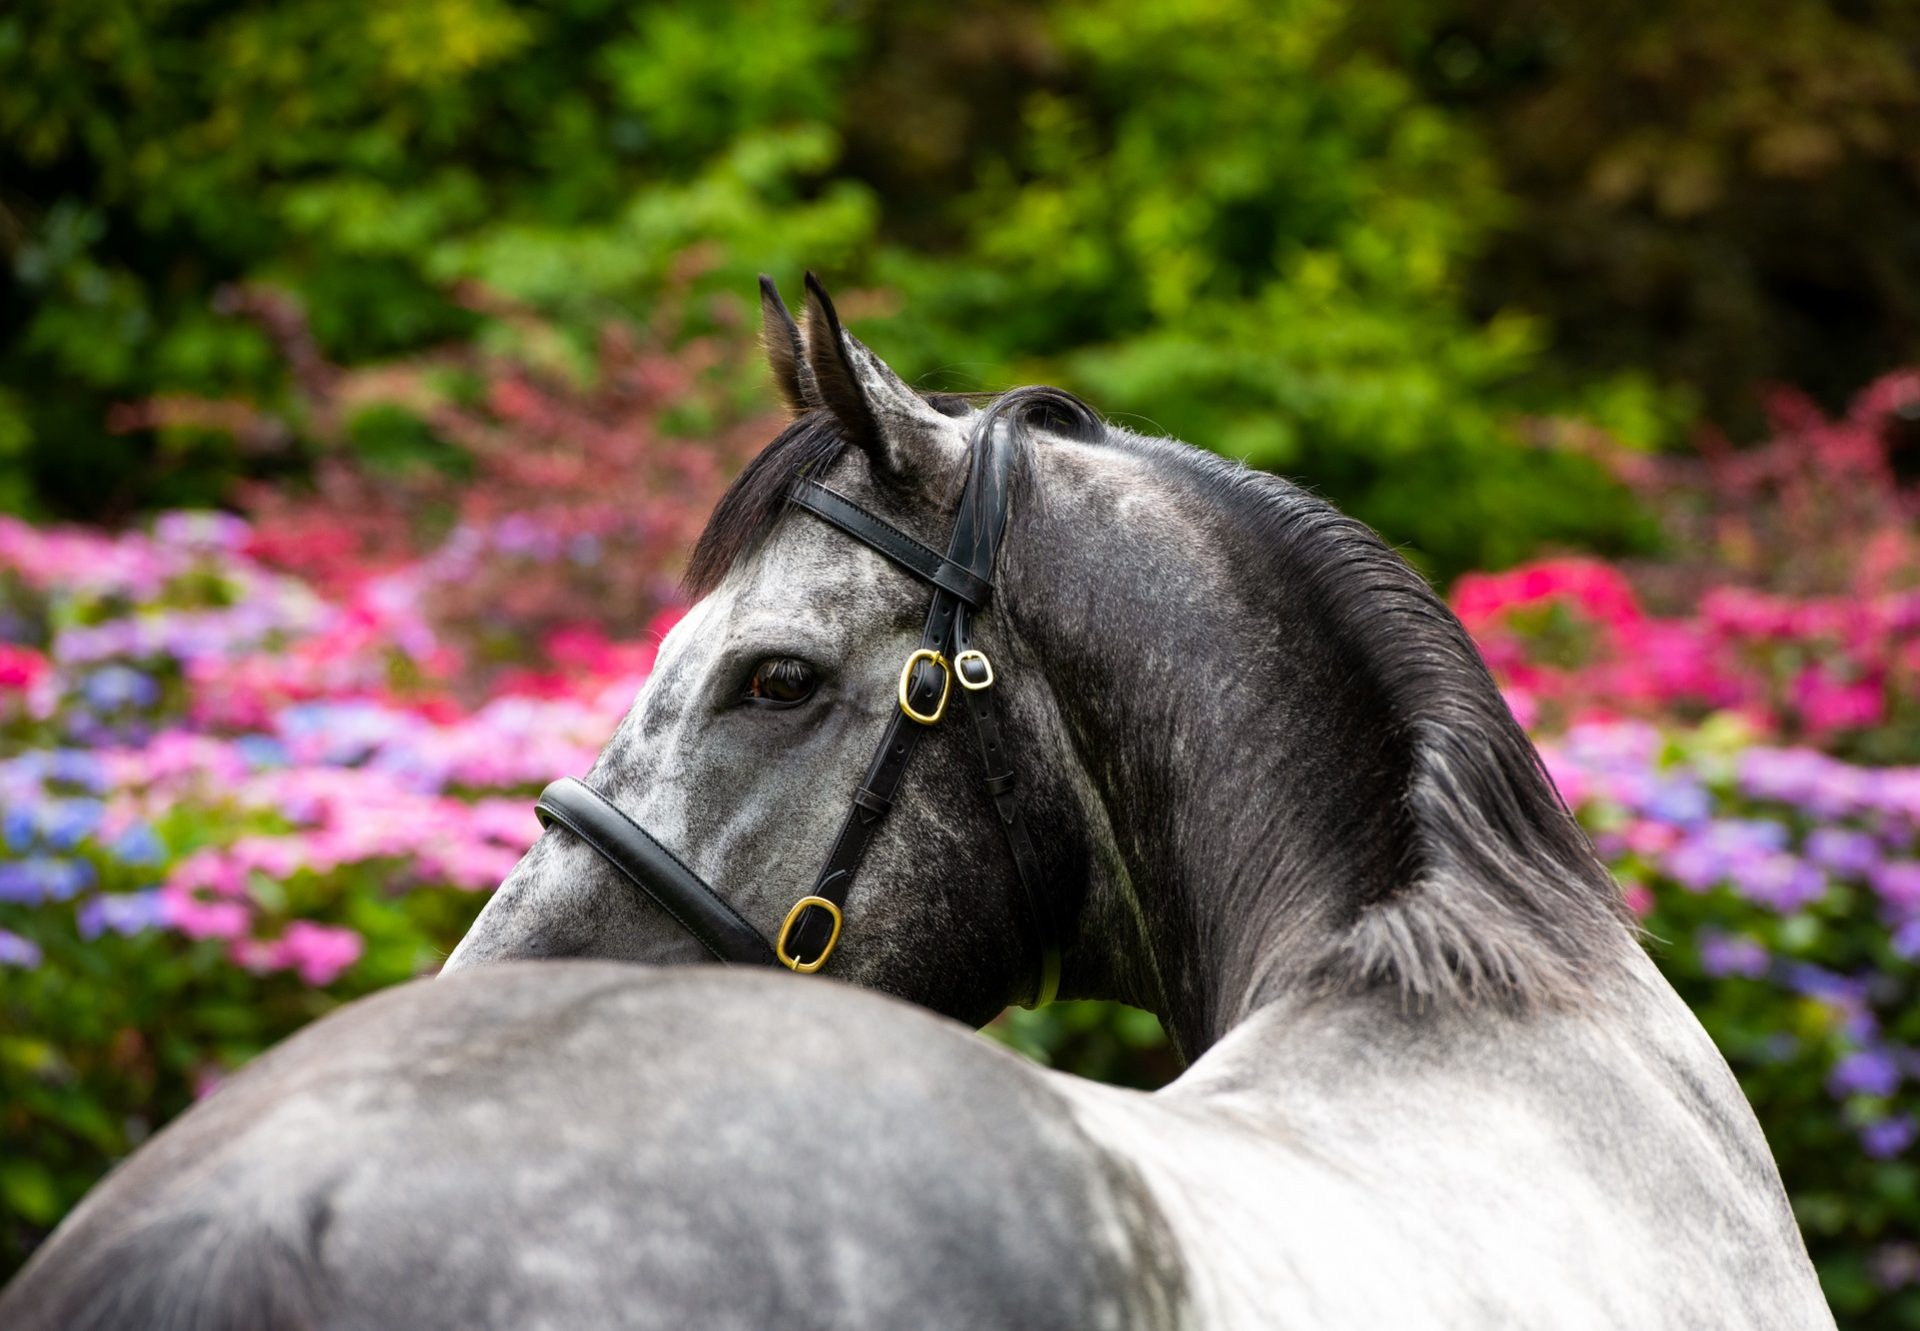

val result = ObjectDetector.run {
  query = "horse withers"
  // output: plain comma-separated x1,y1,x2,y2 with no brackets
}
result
0,277,1835,1329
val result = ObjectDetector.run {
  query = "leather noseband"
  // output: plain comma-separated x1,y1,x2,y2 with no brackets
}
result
534,426,1061,1007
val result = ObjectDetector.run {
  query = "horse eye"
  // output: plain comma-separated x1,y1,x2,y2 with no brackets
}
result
742,657,817,707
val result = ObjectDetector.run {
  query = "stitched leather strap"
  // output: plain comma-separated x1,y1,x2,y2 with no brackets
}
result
789,480,992,608
534,777,777,966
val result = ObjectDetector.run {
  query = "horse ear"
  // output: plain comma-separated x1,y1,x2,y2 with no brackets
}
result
801,272,957,483
758,275,817,415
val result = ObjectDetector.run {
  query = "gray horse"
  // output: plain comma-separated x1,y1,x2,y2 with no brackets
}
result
1,280,1833,1329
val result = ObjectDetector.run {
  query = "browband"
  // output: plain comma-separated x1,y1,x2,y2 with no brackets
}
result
787,479,992,607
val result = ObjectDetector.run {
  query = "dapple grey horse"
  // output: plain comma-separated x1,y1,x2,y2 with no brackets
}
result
1,279,1833,1329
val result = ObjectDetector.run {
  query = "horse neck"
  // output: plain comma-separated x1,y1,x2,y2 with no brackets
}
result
1014,437,1633,1059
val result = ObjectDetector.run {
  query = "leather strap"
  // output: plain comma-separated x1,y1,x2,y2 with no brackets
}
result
789,480,992,608
781,428,1060,1001
534,776,777,966
782,586,961,961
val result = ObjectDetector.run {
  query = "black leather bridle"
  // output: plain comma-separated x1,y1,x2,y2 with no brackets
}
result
532,427,1062,1007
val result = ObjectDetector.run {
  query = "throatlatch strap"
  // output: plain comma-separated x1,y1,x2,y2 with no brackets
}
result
953,605,1061,1008
534,777,777,966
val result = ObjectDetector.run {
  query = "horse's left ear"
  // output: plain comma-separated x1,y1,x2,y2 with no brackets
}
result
801,272,959,484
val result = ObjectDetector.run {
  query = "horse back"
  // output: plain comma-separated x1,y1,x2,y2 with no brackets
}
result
0,963,1188,1331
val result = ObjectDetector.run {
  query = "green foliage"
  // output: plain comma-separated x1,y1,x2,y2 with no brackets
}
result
1353,0,1920,430
0,0,1688,575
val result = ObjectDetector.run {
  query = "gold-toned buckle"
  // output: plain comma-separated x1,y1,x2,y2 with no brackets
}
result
897,648,951,724
776,895,843,973
953,648,994,691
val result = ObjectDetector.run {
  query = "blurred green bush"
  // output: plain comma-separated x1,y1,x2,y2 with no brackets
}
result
31,0,1889,573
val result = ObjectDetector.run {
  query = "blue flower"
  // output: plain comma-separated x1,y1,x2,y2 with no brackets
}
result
109,822,168,866
1642,778,1710,826
77,889,168,940
0,857,95,904
3,802,38,851
81,664,160,711
46,749,107,792
234,735,290,771
39,798,104,851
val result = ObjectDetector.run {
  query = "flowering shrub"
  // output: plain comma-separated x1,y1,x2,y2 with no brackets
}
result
0,295,761,1269
1534,719,1918,1316
1467,371,1920,765
1459,372,1920,1323
0,506,696,1263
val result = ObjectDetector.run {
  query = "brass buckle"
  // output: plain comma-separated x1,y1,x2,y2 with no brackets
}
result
953,648,994,691
776,895,843,973
897,648,951,724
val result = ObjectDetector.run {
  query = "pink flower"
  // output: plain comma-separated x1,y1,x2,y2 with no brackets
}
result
1791,666,1884,735
272,921,365,986
162,884,251,939
0,644,48,691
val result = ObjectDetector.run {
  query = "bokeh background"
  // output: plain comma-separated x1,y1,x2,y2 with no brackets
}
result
3,1,1918,1321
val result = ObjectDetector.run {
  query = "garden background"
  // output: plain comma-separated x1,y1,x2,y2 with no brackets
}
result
3,1,1919,1322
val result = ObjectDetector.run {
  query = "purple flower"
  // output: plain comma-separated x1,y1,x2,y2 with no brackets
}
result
1732,854,1827,912
0,929,41,968
1804,827,1881,878
1643,778,1711,826
77,889,168,940
1698,931,1769,979
1661,819,1794,893
1787,965,1878,1041
1862,1116,1917,1160
1831,1049,1902,1099
1893,918,1920,962
1871,861,1920,910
